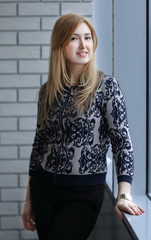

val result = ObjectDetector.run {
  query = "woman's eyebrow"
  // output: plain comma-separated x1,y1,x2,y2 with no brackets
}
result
72,33,91,36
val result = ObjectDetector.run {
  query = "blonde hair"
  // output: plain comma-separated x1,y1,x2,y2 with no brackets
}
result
38,13,103,124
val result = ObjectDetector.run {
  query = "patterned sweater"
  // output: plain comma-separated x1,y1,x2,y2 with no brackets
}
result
29,74,134,186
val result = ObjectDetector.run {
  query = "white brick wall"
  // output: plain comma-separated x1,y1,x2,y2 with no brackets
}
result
0,18,40,30
19,60,49,73
0,61,17,73
0,103,37,116
0,90,17,102
19,117,37,130
0,33,16,45
19,3,60,16
0,0,93,239
0,75,40,88
19,32,51,45
0,118,17,130
0,175,18,187
0,202,18,215
0,146,17,159
0,46,40,59
62,2,93,15
0,4,16,16
0,231,19,240
0,161,28,173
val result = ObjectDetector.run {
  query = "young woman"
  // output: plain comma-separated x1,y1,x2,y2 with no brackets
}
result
22,13,144,240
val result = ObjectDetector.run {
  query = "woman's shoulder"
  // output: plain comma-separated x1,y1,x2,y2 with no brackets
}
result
96,71,122,103
97,71,117,86
97,71,119,92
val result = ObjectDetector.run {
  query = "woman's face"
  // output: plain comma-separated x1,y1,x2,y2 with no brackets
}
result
64,23,94,67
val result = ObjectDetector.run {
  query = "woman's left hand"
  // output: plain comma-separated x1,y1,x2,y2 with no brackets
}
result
115,198,145,220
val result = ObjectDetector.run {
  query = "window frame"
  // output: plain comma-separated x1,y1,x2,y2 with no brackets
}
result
147,0,151,199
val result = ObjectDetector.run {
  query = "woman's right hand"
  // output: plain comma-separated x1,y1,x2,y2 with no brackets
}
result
22,200,36,231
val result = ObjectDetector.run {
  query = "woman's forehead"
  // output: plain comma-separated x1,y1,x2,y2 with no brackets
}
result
73,23,91,35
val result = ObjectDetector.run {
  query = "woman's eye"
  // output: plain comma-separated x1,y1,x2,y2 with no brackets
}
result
71,37,78,41
85,36,92,40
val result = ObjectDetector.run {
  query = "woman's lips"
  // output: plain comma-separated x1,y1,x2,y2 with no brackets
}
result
77,52,88,57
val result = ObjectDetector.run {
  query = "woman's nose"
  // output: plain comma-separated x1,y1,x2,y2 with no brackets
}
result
79,39,85,49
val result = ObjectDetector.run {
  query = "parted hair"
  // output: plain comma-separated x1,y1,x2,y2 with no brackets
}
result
38,13,104,125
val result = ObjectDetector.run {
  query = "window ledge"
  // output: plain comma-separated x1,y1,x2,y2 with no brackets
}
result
123,195,151,240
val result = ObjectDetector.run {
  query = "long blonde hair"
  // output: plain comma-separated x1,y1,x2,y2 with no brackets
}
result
38,13,103,124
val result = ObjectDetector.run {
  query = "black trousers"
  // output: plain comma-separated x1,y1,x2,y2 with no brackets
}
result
30,173,105,240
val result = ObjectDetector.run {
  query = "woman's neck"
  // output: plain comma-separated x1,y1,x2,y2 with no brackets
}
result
68,64,84,86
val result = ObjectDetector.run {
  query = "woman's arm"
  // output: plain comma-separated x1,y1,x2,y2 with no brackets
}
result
102,77,145,218
103,76,134,184
115,182,145,219
22,176,36,231
25,176,31,203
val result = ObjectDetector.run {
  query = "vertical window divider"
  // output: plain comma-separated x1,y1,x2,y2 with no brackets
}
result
146,0,150,198
112,0,115,196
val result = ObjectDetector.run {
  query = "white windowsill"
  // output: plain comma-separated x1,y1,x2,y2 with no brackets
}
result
123,195,151,240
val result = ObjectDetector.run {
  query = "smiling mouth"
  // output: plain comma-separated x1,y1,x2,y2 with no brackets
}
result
77,52,88,57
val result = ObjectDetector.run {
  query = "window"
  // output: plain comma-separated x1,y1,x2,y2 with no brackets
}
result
94,0,147,196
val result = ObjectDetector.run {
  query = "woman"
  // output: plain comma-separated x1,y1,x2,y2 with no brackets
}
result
22,13,144,240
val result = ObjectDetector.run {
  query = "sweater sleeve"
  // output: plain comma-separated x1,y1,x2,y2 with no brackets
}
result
29,123,46,176
29,85,46,176
104,76,134,184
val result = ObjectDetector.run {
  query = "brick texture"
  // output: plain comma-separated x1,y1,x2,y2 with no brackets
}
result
19,3,59,16
0,61,17,73
61,2,93,15
0,1,93,239
0,18,40,30
0,46,40,59
0,231,19,240
0,33,16,45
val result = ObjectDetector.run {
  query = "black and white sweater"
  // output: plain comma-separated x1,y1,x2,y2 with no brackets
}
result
29,74,134,186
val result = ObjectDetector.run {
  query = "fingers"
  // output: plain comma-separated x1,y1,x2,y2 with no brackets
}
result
127,205,138,215
31,213,36,224
22,211,36,231
129,205,145,215
115,199,145,218
23,218,36,231
137,206,145,213
116,203,136,216
115,205,124,220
